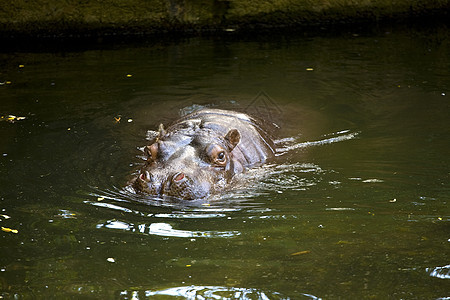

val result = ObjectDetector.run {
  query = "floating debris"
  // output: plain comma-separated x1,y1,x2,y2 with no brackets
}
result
1,227,18,234
0,115,26,123
291,250,311,256
337,240,352,245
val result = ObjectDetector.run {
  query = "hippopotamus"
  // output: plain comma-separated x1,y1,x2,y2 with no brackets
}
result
130,108,276,200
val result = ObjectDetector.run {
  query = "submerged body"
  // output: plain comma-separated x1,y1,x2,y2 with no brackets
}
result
131,108,276,200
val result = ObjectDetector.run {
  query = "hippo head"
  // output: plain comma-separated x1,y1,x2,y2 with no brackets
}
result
132,120,242,200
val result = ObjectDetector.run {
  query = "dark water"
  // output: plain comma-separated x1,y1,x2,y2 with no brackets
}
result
1,26,449,299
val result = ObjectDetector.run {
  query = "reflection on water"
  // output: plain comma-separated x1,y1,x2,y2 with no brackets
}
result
120,285,321,299
97,220,240,238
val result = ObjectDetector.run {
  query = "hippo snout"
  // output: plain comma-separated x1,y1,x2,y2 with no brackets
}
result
135,169,210,200
172,172,186,183
135,170,160,195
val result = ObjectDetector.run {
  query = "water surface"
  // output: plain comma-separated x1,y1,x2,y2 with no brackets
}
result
0,26,449,298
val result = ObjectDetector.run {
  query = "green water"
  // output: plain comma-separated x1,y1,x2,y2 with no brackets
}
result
0,26,449,299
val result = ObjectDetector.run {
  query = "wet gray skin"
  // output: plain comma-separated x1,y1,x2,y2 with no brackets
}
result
131,108,276,200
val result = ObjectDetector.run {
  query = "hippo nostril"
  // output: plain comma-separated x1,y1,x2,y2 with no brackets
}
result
172,172,186,182
139,171,151,182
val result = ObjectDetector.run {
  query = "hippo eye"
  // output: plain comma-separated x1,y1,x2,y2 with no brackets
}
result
145,143,159,161
206,144,227,166
217,151,225,162
214,150,227,166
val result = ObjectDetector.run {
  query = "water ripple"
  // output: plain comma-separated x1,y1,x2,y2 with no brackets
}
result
426,265,450,279
275,130,360,154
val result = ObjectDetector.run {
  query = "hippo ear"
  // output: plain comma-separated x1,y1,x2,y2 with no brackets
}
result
225,129,240,151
